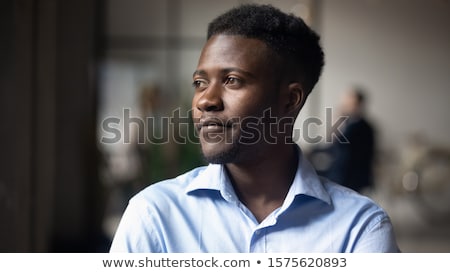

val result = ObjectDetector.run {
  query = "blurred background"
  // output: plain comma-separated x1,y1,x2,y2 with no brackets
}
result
1,0,449,252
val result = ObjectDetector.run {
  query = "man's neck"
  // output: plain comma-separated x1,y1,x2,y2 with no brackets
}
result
225,143,299,222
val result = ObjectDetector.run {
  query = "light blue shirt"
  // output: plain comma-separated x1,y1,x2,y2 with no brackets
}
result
110,149,399,253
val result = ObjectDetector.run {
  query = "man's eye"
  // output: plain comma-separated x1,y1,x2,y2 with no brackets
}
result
224,77,241,86
192,80,208,89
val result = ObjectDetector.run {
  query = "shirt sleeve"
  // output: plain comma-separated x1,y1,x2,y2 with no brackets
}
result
352,213,400,253
109,198,161,253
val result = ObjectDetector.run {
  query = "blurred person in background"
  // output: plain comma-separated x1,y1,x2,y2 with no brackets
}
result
110,4,398,253
322,87,376,194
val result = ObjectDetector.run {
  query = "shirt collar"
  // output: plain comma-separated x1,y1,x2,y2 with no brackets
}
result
285,148,331,205
185,163,240,203
185,147,331,205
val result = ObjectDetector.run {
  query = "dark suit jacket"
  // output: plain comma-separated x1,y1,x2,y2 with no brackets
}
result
324,116,375,192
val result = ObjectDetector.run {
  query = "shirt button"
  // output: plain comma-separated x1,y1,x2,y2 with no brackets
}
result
255,230,261,235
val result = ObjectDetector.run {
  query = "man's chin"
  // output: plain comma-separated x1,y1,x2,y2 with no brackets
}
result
201,144,240,164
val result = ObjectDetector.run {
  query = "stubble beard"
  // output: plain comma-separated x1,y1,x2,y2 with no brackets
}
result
200,137,241,164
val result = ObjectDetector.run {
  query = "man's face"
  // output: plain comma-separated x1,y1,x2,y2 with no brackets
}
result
340,90,360,116
192,35,285,164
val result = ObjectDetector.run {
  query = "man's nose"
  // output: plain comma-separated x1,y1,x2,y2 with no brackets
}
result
195,82,224,112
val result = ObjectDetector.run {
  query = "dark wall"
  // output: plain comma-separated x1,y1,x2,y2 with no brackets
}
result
0,0,106,252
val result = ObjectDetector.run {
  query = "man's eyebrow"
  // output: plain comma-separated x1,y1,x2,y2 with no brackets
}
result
192,70,207,78
223,67,255,78
192,67,255,78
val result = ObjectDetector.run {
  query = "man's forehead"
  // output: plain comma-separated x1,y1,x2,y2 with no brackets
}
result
197,35,277,69
201,35,271,56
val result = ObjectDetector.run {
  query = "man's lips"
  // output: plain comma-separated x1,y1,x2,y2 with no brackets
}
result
196,118,235,131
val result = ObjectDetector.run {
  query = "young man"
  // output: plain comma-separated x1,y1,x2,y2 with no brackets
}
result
110,4,399,252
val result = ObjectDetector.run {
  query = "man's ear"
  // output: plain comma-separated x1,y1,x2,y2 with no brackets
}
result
286,82,306,114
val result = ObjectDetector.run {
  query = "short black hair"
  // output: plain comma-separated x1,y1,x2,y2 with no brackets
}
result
207,4,324,94
351,85,367,105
